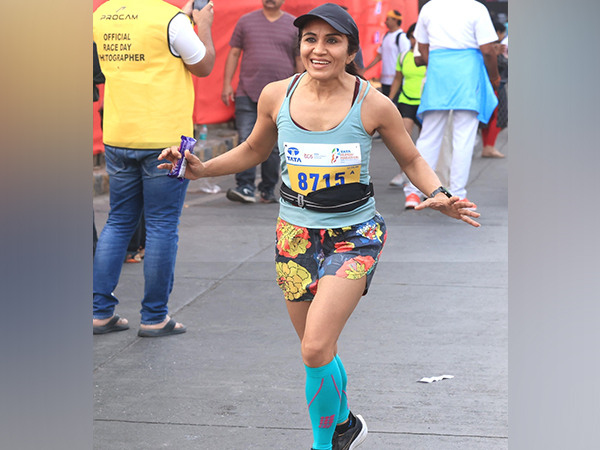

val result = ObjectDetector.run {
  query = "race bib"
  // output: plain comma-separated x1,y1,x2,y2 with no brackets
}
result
284,142,362,195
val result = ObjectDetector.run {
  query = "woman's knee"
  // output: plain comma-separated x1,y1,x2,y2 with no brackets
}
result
301,338,334,368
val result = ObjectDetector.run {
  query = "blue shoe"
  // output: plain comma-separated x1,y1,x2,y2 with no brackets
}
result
226,185,256,203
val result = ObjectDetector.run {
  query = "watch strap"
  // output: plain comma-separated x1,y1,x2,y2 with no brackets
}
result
429,186,452,198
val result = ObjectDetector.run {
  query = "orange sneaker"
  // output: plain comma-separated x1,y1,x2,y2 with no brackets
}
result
405,193,421,209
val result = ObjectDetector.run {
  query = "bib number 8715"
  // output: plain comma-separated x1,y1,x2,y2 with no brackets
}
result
298,171,345,191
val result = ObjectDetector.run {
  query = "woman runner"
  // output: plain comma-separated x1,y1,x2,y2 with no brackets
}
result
158,4,480,450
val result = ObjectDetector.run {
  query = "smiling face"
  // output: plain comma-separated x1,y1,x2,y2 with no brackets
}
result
300,19,356,80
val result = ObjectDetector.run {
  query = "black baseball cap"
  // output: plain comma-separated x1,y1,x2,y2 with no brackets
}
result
293,3,360,43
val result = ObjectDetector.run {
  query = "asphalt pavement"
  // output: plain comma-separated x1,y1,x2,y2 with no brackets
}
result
93,128,508,450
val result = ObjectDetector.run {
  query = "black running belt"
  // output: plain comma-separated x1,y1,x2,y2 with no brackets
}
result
279,182,374,213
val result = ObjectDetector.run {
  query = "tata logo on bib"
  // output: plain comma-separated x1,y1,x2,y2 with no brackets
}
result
286,147,301,162
331,148,341,164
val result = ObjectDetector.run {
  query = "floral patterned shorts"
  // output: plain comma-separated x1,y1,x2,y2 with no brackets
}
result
275,213,387,302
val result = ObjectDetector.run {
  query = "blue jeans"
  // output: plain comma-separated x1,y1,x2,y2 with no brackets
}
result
93,146,189,324
234,96,279,193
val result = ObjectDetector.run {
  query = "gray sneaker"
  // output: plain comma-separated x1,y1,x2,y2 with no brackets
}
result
332,411,368,450
226,186,256,203
389,172,408,188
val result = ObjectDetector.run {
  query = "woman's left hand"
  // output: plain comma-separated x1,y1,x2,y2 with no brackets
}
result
415,196,481,227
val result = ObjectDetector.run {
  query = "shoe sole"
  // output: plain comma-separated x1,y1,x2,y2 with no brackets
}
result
93,325,129,335
137,325,187,337
350,414,368,450
226,189,256,203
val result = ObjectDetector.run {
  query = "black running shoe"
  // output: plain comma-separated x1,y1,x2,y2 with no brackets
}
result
332,411,368,450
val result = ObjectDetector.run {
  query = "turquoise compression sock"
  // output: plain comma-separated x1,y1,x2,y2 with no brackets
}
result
305,359,343,450
335,354,350,424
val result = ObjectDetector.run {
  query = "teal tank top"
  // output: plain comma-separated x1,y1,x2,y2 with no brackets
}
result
276,73,376,229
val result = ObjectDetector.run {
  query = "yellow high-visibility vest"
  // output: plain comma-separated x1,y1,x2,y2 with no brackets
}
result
94,0,194,149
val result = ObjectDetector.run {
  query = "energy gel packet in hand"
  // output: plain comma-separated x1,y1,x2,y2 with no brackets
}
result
167,135,197,181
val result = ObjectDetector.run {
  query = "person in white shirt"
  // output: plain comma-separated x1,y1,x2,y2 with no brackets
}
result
364,10,410,100
402,0,500,209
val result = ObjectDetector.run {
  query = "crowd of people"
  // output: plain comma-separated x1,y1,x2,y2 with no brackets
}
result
93,1,506,449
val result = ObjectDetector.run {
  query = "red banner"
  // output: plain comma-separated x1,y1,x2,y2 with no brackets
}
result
93,0,417,154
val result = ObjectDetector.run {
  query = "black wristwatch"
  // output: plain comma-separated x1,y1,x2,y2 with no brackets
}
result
429,186,452,198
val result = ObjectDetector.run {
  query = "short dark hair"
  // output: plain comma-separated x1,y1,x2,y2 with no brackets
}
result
406,23,416,40
392,10,402,26
345,33,363,78
492,20,506,34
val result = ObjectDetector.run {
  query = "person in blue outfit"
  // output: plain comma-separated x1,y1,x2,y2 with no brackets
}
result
159,4,480,448
402,0,500,209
